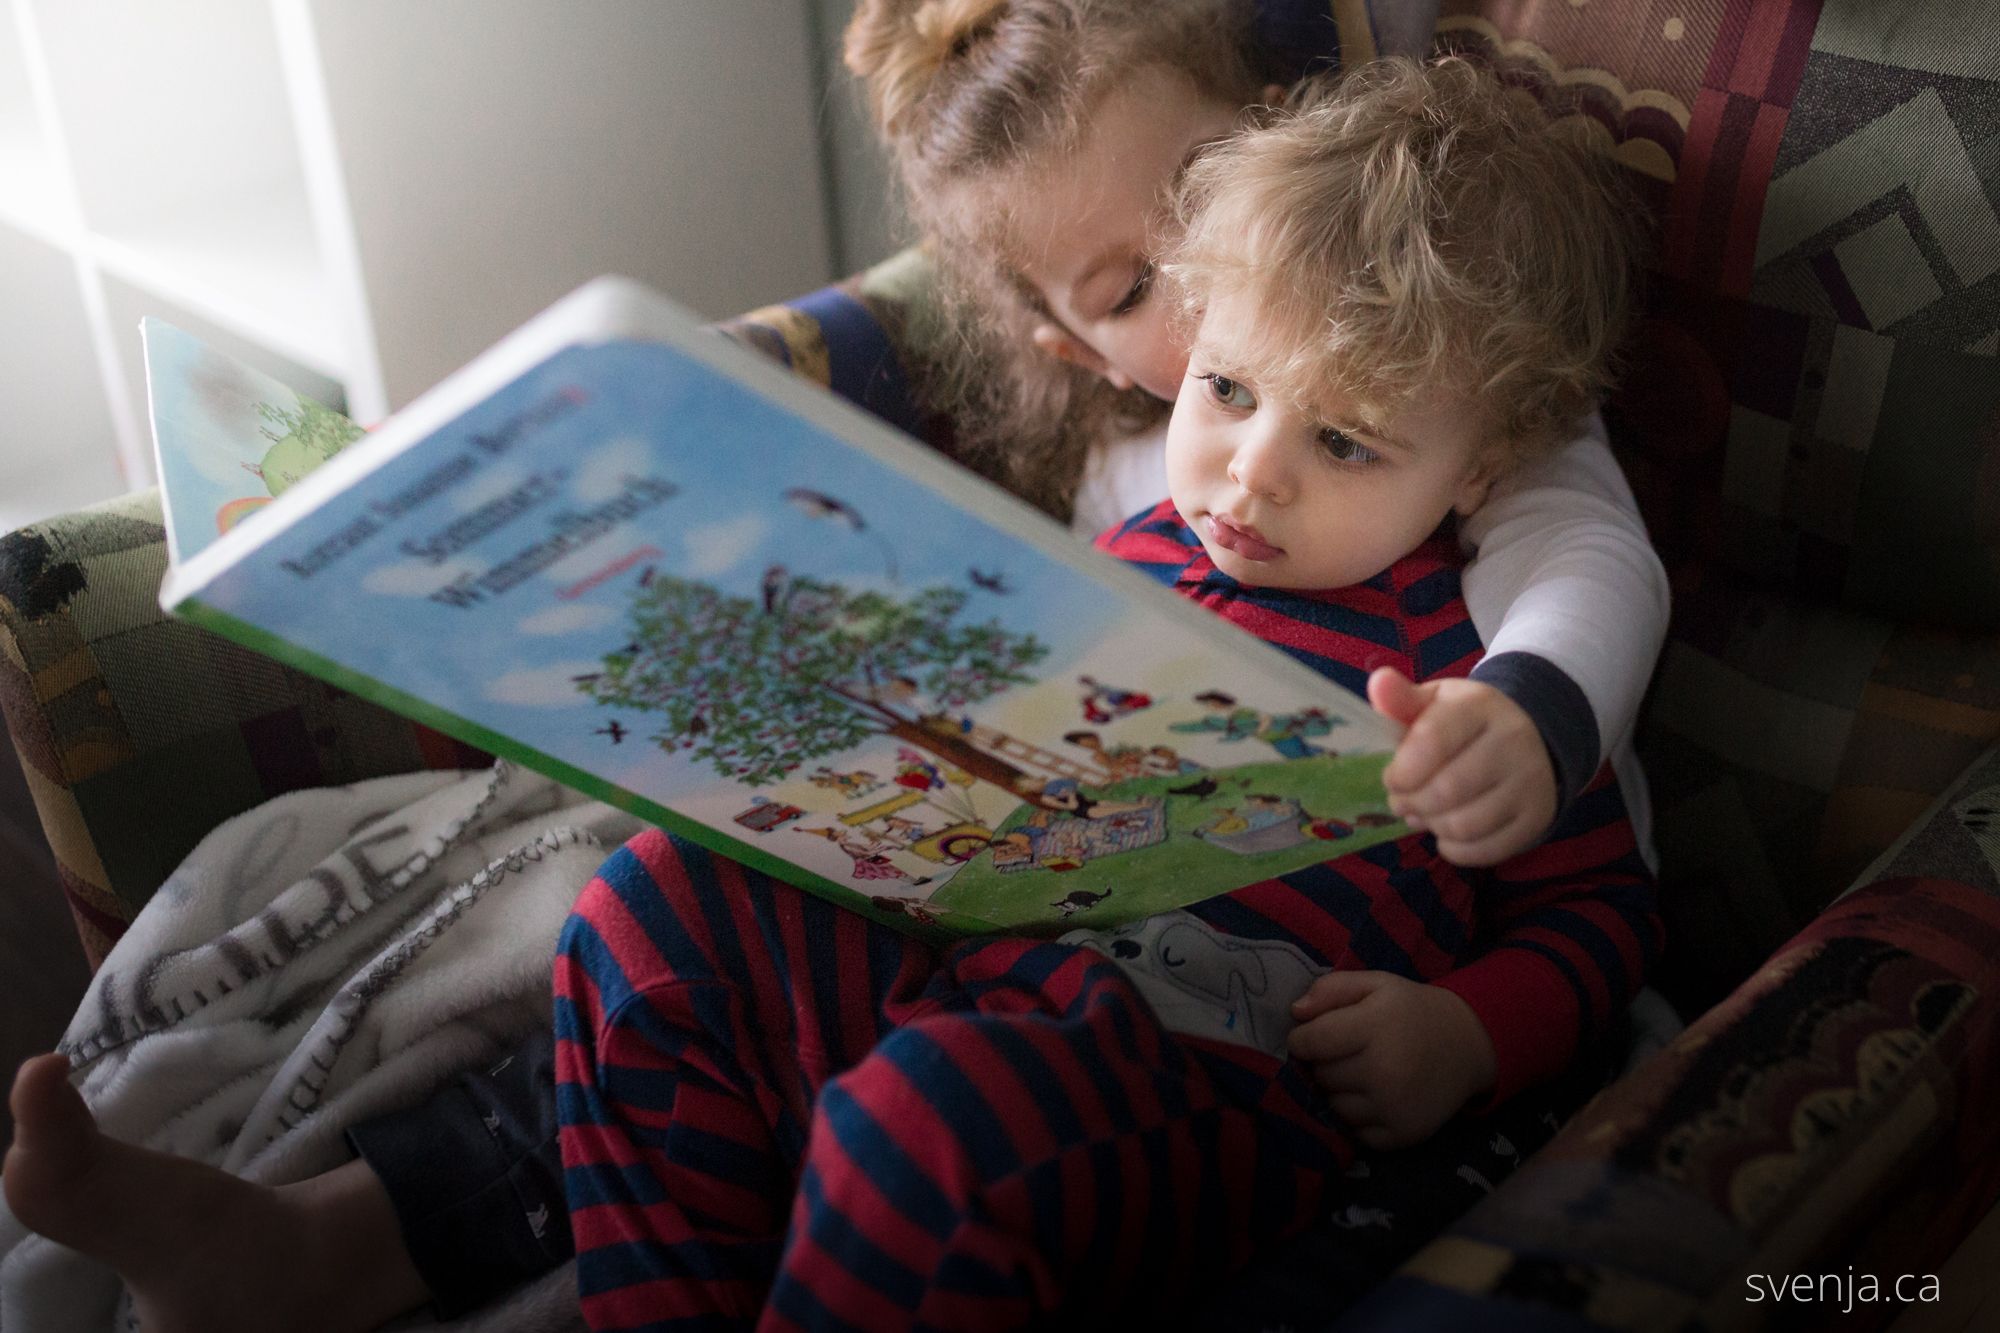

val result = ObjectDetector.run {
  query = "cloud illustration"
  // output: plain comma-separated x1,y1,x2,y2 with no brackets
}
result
363,557,486,597
451,462,534,512
485,662,603,708
517,603,617,637
682,513,768,578
574,437,654,502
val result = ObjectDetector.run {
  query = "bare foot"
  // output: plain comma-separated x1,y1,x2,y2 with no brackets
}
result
5,1053,428,1333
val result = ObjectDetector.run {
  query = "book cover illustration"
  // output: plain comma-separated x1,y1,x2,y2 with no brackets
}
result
163,307,1407,935
142,319,363,567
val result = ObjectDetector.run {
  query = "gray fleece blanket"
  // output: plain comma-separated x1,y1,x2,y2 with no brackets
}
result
0,762,644,1332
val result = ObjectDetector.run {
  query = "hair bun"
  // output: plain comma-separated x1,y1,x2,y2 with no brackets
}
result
846,0,1012,138
911,0,1010,71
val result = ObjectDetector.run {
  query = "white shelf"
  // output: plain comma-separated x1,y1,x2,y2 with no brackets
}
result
0,0,840,531
0,220,124,532
0,1,71,246
27,0,312,236
87,180,342,380
0,127,68,248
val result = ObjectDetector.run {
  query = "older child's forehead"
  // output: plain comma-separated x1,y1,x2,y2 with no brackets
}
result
1003,70,1242,287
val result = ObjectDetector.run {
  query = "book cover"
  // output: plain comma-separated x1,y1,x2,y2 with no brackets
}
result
152,279,1406,937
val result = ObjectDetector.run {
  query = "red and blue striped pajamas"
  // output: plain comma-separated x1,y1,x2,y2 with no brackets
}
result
555,503,1660,1330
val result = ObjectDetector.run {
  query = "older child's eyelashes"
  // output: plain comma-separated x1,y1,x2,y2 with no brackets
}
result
1316,426,1379,465
1201,372,1257,409
1109,262,1155,316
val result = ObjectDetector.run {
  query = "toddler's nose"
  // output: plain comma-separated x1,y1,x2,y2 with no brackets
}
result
1228,426,1293,504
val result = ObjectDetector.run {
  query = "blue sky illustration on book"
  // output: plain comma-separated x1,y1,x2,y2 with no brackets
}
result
193,338,1395,919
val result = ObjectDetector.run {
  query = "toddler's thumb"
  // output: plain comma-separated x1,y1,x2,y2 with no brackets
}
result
1367,667,1432,728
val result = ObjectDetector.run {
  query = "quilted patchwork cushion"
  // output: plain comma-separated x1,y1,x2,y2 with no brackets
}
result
1440,0,2000,625
1434,0,2000,1006
0,493,487,965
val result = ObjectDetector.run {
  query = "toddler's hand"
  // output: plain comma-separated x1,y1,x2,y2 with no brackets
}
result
1286,971,1496,1150
1368,667,1556,866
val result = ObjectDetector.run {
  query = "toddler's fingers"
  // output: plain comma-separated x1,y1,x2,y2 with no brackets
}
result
1420,781,1519,849
1325,1091,1379,1127
1435,809,1544,867
1288,1010,1371,1064
1307,1056,1375,1096
1383,706,1488,796
1291,969,1386,1020
1390,745,1506,825
1354,1124,1399,1151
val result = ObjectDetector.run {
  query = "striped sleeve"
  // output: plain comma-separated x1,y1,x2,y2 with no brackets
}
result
1430,764,1662,1107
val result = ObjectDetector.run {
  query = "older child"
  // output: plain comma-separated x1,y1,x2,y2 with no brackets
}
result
846,0,1669,867
553,56,1658,1330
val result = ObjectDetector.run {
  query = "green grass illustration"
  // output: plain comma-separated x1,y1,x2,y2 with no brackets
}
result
932,750,1403,932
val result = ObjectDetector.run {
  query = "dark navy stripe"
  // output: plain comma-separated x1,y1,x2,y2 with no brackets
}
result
880,1023,1021,1183
1470,651,1602,816
791,1163,928,1309
1198,857,1421,979
1265,639,1372,695
1398,564,1462,617
1381,854,1474,960
1414,614,1483,678
576,1231,773,1294
556,898,639,1019
930,1246,1034,1304
789,284,927,441
564,1157,671,1210
815,1080,961,1242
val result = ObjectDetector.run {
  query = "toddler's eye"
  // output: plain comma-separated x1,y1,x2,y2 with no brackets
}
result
1110,263,1153,316
1316,427,1379,465
1203,374,1256,409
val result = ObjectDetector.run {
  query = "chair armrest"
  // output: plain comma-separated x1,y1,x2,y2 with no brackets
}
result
1329,747,2000,1330
0,490,482,966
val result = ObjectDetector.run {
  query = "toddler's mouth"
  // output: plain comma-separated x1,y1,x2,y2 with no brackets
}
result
1206,514,1283,561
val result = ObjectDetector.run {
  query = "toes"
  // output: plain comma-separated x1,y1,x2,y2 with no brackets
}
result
9,1052,92,1160
4,1053,102,1239
7,1056,94,1168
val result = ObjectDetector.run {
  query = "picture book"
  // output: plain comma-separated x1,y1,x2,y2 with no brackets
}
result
148,278,1407,938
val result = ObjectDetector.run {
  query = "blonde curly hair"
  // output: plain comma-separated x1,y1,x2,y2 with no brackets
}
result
843,0,1264,520
1166,57,1648,470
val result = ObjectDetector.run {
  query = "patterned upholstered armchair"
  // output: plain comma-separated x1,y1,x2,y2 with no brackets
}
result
5,2,1998,1326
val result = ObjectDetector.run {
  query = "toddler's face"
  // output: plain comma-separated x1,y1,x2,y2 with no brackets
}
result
1004,67,1248,402
1165,293,1496,591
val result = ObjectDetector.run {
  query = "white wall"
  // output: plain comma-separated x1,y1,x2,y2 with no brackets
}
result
810,0,902,273
305,0,840,411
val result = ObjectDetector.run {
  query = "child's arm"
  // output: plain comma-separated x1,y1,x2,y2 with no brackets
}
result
1426,765,1661,1106
1379,414,1669,865
1289,764,1661,1147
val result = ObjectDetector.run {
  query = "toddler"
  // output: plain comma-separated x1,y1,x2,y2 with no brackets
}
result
554,56,1660,1330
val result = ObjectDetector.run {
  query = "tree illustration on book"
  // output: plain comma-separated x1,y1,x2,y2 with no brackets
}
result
581,568,1063,801
252,396,365,498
